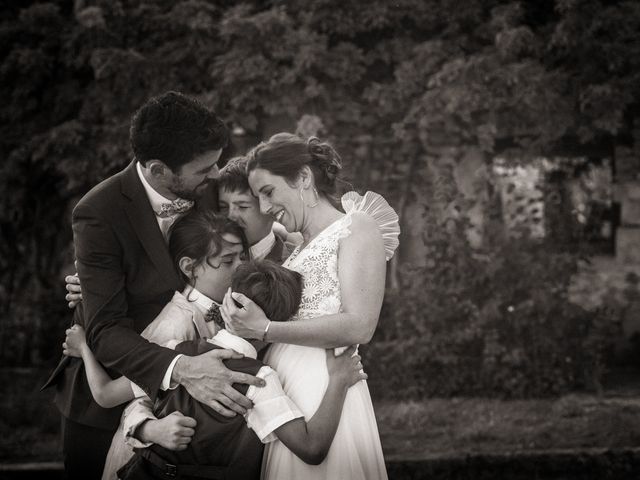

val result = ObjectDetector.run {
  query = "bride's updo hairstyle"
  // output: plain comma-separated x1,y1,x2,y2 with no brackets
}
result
246,133,344,209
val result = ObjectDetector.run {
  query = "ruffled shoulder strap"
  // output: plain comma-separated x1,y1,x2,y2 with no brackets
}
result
341,191,400,261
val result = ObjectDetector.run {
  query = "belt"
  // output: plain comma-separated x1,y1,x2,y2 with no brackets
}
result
139,448,228,479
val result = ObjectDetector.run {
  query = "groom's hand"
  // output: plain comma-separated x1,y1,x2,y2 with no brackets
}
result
172,349,265,417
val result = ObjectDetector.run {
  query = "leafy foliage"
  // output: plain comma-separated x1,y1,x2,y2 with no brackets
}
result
1,1,636,399
370,213,620,399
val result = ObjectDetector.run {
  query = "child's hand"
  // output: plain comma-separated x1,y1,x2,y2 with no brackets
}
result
325,345,367,389
138,412,197,451
63,324,86,358
65,272,83,309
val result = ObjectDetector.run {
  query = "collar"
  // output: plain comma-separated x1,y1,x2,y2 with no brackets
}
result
208,329,257,359
250,230,277,260
136,162,174,215
181,286,221,316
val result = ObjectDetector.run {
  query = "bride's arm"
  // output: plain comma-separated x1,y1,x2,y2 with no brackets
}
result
223,213,386,348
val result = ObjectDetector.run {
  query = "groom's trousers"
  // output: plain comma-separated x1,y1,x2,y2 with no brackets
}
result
62,416,117,480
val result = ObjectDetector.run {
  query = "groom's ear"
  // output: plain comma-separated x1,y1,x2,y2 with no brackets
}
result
147,160,171,179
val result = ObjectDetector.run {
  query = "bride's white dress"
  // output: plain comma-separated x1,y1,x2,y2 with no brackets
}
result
262,191,399,480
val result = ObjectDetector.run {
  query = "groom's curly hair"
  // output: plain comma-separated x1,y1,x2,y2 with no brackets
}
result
232,260,303,323
130,91,229,173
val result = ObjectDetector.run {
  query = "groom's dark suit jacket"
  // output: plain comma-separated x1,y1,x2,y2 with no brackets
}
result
45,160,217,430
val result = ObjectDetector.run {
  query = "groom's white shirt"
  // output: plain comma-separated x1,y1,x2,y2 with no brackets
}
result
136,162,185,392
136,162,184,239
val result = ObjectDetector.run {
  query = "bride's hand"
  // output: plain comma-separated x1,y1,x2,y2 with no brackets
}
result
220,288,269,340
63,324,87,358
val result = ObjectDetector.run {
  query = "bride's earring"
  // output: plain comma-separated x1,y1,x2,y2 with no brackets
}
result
302,186,319,208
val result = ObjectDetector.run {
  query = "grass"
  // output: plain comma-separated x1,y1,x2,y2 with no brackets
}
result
376,395,640,461
0,368,61,462
3,368,640,465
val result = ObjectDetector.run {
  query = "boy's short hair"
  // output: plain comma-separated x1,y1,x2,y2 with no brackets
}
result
218,156,250,193
231,260,303,323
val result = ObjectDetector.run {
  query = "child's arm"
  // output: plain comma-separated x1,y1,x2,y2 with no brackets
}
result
64,325,135,408
248,345,366,465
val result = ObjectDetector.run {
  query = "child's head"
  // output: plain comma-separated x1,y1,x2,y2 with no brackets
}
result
218,156,274,246
169,209,249,302
231,260,303,323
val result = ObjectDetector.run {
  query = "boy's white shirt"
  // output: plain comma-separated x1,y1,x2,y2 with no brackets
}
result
134,166,297,398
126,170,304,443
250,230,276,261
124,288,303,448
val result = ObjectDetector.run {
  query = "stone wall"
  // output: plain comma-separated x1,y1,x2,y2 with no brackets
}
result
569,142,640,356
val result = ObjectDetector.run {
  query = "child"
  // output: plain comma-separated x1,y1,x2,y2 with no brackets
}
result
63,209,366,480
60,155,295,311
218,156,299,263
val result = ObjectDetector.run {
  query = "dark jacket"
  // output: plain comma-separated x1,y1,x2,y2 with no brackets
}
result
118,339,265,480
43,161,217,430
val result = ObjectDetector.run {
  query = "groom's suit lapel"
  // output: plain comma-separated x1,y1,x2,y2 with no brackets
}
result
120,161,181,289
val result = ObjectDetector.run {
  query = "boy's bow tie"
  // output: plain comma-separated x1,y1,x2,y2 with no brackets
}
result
205,303,225,330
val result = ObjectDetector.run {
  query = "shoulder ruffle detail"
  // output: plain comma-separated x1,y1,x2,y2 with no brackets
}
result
341,191,400,261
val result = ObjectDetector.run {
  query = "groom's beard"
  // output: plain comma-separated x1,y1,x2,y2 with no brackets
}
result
170,178,214,201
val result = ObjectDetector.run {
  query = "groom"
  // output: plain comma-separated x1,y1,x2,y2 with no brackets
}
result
46,91,264,479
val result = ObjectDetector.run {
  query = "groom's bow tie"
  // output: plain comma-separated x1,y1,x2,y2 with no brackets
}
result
156,198,194,218
205,303,225,330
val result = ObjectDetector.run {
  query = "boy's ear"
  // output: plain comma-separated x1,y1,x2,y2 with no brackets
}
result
178,257,195,277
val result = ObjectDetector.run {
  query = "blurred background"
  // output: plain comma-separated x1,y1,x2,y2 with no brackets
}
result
2,0,640,478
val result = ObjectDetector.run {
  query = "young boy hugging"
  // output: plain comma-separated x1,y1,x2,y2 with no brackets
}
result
218,156,298,263
64,217,364,480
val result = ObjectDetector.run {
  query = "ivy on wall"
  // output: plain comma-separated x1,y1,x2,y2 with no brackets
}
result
1,1,637,395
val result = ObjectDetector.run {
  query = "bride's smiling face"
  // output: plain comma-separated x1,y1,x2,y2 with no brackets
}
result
248,168,303,233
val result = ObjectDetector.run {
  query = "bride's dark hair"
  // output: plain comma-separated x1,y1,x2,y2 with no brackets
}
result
246,133,345,209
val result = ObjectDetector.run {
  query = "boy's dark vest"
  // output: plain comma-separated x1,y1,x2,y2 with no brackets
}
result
118,339,265,480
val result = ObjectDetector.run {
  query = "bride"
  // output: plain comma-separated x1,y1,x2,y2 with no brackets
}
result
222,133,399,480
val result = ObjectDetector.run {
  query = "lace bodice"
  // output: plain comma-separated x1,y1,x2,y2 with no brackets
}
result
282,191,400,321
283,215,350,319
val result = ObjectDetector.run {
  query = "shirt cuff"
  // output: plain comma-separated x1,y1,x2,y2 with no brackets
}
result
248,398,304,443
245,366,304,443
123,398,156,448
130,382,146,399
161,354,182,391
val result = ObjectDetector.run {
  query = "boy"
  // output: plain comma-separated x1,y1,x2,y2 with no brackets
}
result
218,156,299,263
